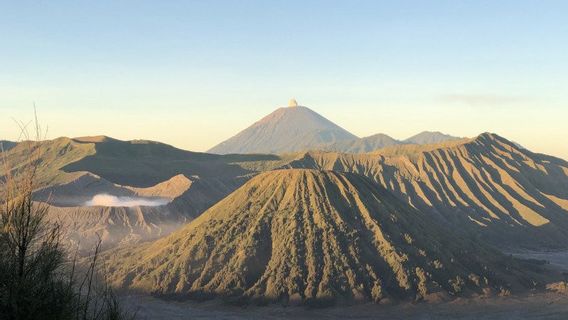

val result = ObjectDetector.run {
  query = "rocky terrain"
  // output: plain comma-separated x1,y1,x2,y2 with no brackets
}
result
283,133,568,249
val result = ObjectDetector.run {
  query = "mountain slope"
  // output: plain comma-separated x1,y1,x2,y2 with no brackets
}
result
0,135,285,193
106,169,545,305
63,136,270,187
1,136,286,252
319,133,400,153
33,172,237,251
208,105,357,154
283,133,568,249
404,131,460,145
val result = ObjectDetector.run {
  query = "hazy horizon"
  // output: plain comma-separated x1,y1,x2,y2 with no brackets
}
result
1,1,566,159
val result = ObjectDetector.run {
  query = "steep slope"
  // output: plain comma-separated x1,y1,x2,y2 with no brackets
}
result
46,204,185,252
319,133,400,153
404,131,460,145
35,172,244,252
33,173,178,250
283,134,568,249
106,169,545,305
208,105,357,154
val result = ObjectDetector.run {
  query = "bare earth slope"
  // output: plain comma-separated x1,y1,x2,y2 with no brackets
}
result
33,173,200,251
283,133,568,249
207,106,357,154
106,169,545,305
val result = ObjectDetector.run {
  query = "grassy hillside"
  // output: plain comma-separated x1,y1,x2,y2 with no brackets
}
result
63,136,279,187
105,169,548,305
0,136,282,189
1,137,96,191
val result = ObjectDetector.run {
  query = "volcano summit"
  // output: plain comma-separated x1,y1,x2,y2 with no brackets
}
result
208,100,357,154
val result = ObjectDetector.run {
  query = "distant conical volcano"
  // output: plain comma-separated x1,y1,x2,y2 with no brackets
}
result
208,101,357,154
106,169,543,305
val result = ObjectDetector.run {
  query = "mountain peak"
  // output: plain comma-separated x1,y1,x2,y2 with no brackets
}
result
208,104,357,154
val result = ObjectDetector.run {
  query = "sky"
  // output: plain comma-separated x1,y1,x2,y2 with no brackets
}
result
1,1,567,159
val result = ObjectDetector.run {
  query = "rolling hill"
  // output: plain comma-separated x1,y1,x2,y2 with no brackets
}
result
0,135,285,193
105,169,546,305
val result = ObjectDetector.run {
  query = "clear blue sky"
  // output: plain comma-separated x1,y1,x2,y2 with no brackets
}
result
1,1,567,159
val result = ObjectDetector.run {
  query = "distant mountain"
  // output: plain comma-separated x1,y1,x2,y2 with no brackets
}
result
208,102,357,154
316,131,461,154
319,133,400,153
283,133,568,249
0,140,16,151
106,169,546,304
404,131,460,145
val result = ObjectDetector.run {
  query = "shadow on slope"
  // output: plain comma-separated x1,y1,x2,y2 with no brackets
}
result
105,169,550,306
282,133,568,249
